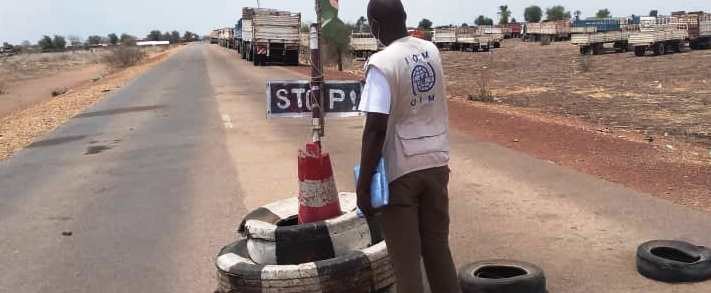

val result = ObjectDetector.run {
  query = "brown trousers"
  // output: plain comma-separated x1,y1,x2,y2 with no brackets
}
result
381,166,461,293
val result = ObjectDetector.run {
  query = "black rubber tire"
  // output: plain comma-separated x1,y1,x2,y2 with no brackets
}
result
636,240,711,283
216,239,395,293
634,46,646,57
580,46,592,55
240,44,246,59
459,260,547,293
654,43,665,56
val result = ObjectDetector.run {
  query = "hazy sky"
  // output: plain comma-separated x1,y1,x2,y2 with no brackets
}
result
1,0,709,44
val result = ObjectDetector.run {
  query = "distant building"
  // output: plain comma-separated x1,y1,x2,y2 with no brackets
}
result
136,41,170,46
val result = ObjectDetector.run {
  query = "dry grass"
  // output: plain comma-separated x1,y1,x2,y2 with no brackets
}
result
0,50,107,82
101,46,146,69
442,39,711,147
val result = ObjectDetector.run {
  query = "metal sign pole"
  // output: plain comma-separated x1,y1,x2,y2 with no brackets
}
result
311,0,326,144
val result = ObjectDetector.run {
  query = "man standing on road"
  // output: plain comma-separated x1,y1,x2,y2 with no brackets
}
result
356,0,460,292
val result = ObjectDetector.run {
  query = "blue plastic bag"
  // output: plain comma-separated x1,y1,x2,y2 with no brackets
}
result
354,158,389,217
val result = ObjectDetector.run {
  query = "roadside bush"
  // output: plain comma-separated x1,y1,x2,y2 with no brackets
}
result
469,64,494,103
102,46,145,68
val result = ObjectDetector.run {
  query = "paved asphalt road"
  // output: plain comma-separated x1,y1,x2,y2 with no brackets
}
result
2,43,711,292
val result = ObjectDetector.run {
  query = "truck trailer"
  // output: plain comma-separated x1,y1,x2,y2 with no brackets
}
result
456,27,493,52
237,7,301,66
629,16,689,56
676,12,711,49
433,27,457,50
350,33,380,59
524,21,571,42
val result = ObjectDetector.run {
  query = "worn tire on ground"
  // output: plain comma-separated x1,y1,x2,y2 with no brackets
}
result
459,260,547,293
239,193,383,265
636,240,711,283
216,239,395,293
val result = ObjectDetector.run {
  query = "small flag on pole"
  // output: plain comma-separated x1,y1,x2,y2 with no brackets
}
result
319,0,349,48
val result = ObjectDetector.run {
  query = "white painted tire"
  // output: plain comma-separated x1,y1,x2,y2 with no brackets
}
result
216,239,395,293
238,193,384,265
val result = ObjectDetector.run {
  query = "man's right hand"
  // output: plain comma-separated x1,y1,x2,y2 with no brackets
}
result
356,181,375,217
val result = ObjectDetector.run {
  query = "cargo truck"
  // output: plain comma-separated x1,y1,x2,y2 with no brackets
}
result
433,27,457,50
629,16,688,56
456,27,492,52
570,18,630,55
675,12,711,49
524,20,571,42
572,31,631,55
350,32,380,59
237,7,301,66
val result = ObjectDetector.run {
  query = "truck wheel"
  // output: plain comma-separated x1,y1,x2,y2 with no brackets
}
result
580,46,591,55
634,46,646,57
673,42,682,53
654,43,665,56
253,54,261,66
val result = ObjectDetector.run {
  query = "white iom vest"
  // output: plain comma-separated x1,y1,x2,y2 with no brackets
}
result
367,36,449,182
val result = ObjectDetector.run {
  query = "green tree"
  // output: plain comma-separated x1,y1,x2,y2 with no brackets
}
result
107,33,119,45
546,5,571,21
524,6,543,22
596,9,611,18
38,35,53,51
169,31,181,43
461,23,469,27
511,17,517,23
183,31,197,42
147,30,162,41
300,23,311,33
418,18,433,30
475,15,494,26
120,33,137,46
498,5,512,25
649,10,658,17
52,35,66,50
355,16,370,32
574,10,582,21
2,42,13,50
87,35,103,45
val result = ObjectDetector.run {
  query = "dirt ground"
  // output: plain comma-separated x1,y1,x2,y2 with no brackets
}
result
0,46,180,161
291,40,711,212
440,39,711,149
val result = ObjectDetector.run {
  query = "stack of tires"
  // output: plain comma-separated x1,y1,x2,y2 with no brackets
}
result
215,193,396,293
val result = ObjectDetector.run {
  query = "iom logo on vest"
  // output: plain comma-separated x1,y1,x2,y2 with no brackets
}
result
406,51,437,107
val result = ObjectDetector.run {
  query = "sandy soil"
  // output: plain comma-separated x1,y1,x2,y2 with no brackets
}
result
0,46,180,161
0,64,107,117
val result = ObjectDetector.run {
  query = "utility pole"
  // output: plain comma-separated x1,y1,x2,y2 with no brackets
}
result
310,0,326,143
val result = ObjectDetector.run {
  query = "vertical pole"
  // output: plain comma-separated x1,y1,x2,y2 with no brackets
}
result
310,0,326,144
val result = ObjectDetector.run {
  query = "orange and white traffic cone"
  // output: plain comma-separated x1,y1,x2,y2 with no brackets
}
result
297,143,342,224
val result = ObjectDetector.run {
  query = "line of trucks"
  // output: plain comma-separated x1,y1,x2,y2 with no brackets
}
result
211,8,301,66
569,11,711,56
209,8,711,65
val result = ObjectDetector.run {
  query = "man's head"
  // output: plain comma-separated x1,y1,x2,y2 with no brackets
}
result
367,0,408,46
